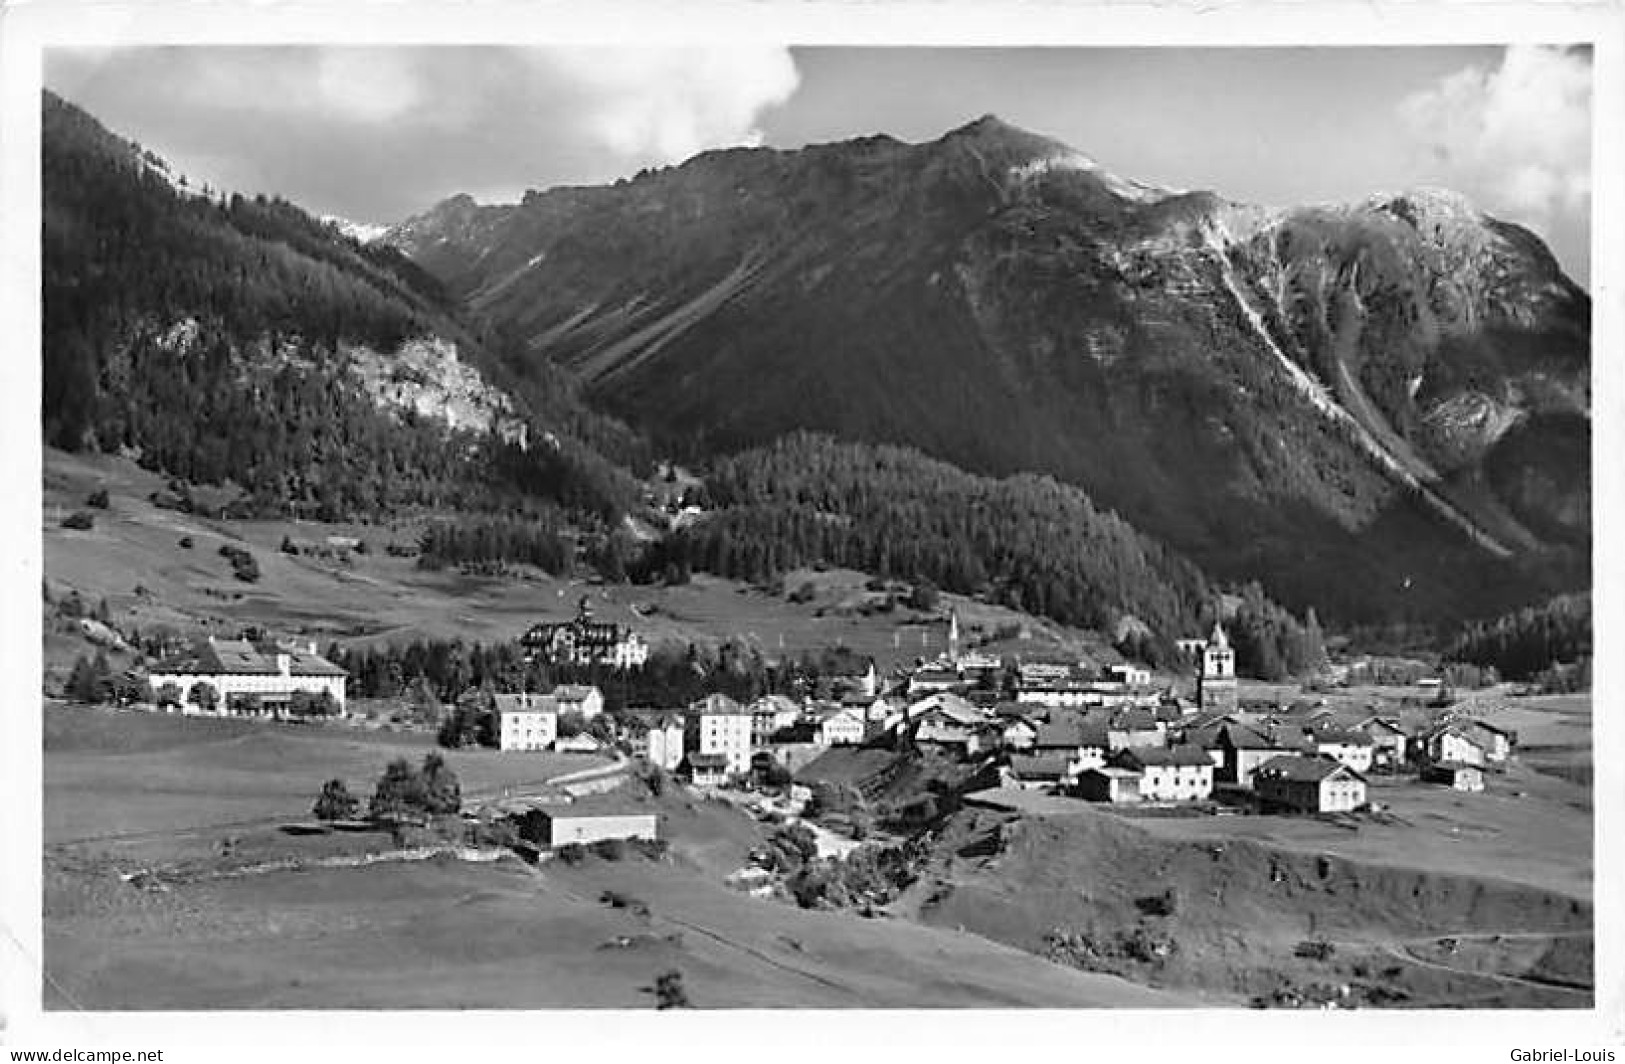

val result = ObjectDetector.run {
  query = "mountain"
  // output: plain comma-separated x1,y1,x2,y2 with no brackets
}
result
320,214,391,244
386,115,1590,625
42,90,649,523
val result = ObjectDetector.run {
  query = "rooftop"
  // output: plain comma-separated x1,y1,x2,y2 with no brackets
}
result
1254,755,1364,784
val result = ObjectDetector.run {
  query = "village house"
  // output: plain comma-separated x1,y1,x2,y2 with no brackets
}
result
749,694,803,746
1253,755,1368,814
1075,765,1144,804
1032,718,1110,776
905,690,980,723
493,693,560,752
907,666,967,696
1459,719,1515,764
551,684,604,720
640,713,686,771
521,598,649,668
1357,716,1410,769
1422,761,1486,792
1305,724,1376,774
1216,722,1291,788
147,636,348,714
1102,662,1153,688
912,700,988,756
1014,674,1100,709
682,752,732,787
1421,722,1490,768
685,694,754,774
1114,745,1215,802
1106,708,1164,752
1004,753,1073,791
999,715,1039,751
818,706,868,747
517,801,659,849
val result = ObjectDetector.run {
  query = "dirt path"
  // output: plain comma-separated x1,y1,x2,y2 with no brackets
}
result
1374,942,1591,999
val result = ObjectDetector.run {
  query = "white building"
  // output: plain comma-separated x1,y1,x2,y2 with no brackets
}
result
1308,728,1375,774
749,694,803,745
520,804,659,848
1254,756,1368,814
494,693,559,752
1424,724,1490,768
147,637,347,714
1115,746,1215,802
1103,663,1152,688
521,599,649,668
642,714,686,771
818,707,867,747
552,684,604,720
686,694,753,775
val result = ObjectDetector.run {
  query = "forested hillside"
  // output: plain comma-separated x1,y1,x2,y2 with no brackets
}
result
635,434,1322,674
1443,594,1591,682
41,90,647,523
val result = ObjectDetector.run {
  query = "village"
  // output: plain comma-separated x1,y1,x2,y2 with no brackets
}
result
122,598,1521,864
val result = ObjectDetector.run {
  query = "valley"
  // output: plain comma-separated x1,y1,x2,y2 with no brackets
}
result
32,80,1595,1018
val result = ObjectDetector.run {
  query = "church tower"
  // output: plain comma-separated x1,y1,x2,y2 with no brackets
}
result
1197,621,1237,713
947,609,961,667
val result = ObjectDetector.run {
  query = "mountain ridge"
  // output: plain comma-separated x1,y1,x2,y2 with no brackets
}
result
383,115,1589,626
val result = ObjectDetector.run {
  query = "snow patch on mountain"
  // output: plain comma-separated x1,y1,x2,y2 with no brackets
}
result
1007,151,1174,204
322,215,391,244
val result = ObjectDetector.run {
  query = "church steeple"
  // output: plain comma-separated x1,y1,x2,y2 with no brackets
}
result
948,609,961,666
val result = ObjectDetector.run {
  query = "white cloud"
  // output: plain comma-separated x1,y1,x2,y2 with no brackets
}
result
1398,45,1591,227
542,48,800,165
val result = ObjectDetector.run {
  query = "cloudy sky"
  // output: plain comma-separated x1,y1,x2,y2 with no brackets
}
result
45,44,1593,283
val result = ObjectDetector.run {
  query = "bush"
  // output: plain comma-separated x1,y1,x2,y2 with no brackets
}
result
599,889,650,915
280,536,299,555
1135,888,1179,918
86,489,109,509
178,536,194,549
219,544,261,583
61,510,95,530
653,970,689,1009
1294,939,1336,962
556,843,586,865
589,838,629,862
312,778,360,821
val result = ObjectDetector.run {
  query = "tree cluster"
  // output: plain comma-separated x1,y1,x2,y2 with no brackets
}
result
367,752,462,822
1443,594,1591,683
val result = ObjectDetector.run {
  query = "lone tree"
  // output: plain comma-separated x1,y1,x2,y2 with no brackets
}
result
313,778,360,821
86,489,110,509
65,653,114,703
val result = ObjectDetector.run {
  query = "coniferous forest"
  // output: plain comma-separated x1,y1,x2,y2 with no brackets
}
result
41,90,646,524
632,433,1324,675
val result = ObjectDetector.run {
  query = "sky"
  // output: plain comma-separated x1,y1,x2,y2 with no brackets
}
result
44,44,1593,284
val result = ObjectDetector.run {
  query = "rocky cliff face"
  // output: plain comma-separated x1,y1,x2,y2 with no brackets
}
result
386,116,1590,623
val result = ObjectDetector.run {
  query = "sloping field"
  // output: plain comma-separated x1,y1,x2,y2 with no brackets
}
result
44,851,1185,1009
43,448,1086,672
44,704,607,848
900,802,1591,1007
